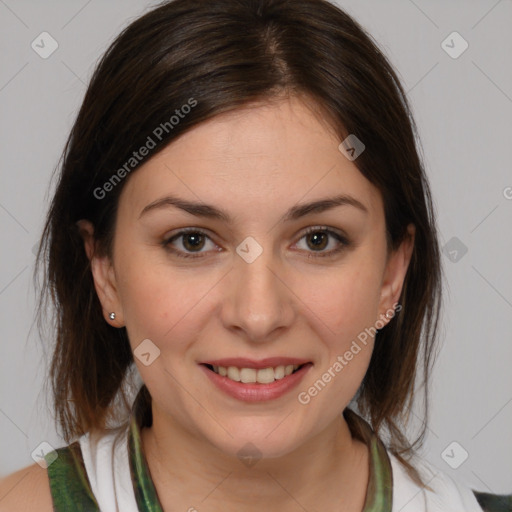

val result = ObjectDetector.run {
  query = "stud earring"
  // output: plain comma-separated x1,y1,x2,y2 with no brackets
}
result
109,312,116,320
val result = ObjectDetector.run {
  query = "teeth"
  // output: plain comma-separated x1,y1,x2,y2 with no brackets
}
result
227,366,240,381
274,365,285,379
239,368,256,383
212,364,301,383
256,368,275,384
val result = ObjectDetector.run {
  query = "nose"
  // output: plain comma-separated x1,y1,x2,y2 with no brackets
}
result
220,243,295,343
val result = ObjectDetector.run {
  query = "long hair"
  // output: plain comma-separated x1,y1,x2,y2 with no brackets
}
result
34,0,443,489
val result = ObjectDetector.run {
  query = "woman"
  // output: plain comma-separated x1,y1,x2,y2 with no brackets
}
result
0,0,509,510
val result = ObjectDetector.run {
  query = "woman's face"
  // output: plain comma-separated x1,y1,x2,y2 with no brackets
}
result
89,95,414,459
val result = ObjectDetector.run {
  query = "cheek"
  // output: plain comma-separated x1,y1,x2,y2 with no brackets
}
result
294,263,382,411
116,255,215,349
295,258,383,343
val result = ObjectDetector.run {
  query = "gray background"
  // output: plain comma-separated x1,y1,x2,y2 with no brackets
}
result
1,0,511,496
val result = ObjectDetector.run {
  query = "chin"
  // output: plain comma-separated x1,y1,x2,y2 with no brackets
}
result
203,417,308,462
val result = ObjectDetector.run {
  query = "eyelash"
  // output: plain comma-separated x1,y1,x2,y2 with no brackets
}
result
161,226,350,260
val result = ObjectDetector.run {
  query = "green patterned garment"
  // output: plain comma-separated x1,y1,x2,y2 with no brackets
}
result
45,389,510,511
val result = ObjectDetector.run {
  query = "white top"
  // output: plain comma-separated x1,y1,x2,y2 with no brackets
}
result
389,451,484,511
79,425,485,512
79,427,138,512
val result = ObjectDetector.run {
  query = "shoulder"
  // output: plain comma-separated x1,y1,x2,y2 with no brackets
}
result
0,463,53,512
388,451,490,511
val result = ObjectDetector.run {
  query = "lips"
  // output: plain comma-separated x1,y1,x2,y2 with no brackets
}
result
199,358,312,401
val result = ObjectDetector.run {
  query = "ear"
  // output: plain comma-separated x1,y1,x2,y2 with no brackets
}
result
377,223,415,325
76,219,124,327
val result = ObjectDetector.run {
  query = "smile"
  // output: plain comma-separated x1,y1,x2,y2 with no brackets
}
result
206,364,302,384
200,359,313,402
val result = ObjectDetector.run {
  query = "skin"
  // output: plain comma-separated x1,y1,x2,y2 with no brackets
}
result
78,94,415,511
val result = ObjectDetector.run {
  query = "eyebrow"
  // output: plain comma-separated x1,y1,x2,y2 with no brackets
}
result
139,193,368,223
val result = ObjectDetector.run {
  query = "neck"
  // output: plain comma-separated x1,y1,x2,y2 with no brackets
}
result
140,402,370,511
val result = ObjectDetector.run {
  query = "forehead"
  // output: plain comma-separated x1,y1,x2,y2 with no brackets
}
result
118,96,384,223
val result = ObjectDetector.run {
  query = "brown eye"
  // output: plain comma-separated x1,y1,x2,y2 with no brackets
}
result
305,231,329,251
162,229,219,259
295,227,350,258
181,232,206,252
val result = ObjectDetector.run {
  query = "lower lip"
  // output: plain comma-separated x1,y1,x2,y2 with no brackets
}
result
200,364,312,402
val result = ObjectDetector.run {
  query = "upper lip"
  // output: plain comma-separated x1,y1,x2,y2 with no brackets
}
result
200,357,311,369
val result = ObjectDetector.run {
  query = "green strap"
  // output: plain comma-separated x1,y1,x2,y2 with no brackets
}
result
473,490,512,512
362,435,393,511
45,441,100,511
128,412,164,511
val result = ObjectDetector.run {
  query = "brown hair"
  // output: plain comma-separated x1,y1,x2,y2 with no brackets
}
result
34,0,443,489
